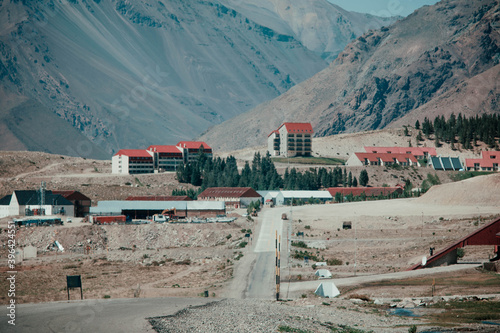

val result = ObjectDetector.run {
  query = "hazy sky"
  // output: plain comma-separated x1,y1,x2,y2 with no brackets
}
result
327,0,440,17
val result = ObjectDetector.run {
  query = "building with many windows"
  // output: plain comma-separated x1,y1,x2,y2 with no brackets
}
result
268,122,313,157
112,149,154,174
465,151,500,171
176,141,213,163
112,142,213,174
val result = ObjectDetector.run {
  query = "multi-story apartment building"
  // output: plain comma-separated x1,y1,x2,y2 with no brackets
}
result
112,142,213,174
176,141,213,163
268,123,313,157
147,145,184,172
112,149,154,174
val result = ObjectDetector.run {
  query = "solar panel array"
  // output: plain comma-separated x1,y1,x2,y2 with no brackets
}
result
431,157,463,171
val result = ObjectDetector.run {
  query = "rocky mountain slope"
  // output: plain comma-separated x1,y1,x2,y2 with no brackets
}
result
0,0,393,158
200,0,500,151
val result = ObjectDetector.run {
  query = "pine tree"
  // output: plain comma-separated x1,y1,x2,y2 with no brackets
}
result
415,120,420,130
359,169,369,186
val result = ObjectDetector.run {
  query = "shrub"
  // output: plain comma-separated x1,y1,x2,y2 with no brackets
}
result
327,258,343,266
291,241,308,249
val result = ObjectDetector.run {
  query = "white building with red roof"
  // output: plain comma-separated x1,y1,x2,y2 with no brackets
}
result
465,151,500,171
147,145,184,172
176,141,213,163
268,122,313,157
364,147,436,159
112,149,154,174
112,141,213,174
346,152,420,167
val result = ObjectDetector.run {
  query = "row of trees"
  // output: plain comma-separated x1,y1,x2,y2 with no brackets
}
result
176,151,370,192
415,113,500,149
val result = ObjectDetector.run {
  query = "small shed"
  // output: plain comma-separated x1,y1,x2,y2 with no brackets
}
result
315,282,340,298
315,269,332,278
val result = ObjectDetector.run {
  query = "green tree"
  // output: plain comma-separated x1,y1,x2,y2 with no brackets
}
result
352,176,358,187
359,169,369,186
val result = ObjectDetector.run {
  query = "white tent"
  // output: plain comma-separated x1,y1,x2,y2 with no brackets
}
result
315,269,332,278
315,282,340,298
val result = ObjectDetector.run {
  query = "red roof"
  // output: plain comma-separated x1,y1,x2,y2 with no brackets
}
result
147,145,182,154
52,190,91,201
328,187,403,198
465,159,483,168
126,196,192,201
364,147,436,156
482,151,500,159
354,152,418,163
176,141,212,150
279,122,313,134
114,149,153,158
465,151,500,168
268,130,279,137
198,187,261,199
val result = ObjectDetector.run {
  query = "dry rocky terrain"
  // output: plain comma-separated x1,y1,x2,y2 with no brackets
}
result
1,130,500,332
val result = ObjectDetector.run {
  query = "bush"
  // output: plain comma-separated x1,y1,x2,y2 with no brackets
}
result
291,241,308,249
238,241,248,248
327,258,343,266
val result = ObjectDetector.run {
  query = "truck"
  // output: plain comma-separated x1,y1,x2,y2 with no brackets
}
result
89,215,126,225
152,214,169,223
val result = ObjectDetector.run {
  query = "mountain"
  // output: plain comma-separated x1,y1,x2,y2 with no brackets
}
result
199,0,500,152
0,0,393,159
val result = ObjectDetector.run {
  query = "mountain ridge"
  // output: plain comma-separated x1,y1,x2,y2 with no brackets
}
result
0,0,393,158
199,0,500,152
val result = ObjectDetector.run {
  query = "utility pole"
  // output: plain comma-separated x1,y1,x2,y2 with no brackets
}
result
275,231,280,301
40,181,46,216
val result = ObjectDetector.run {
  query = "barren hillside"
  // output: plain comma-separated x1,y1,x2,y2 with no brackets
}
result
200,0,500,151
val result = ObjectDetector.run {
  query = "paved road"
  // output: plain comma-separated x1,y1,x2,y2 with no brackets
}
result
224,207,289,299
0,297,215,333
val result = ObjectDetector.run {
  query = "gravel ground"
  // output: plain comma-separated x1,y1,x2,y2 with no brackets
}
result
148,298,423,333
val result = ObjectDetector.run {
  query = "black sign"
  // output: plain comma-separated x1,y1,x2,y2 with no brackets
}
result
67,275,82,288
66,275,83,300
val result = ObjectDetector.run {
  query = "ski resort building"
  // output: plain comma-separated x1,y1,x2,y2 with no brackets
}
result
112,141,213,174
346,152,420,167
198,187,262,209
465,151,500,171
267,123,313,157
112,149,154,174
363,147,437,159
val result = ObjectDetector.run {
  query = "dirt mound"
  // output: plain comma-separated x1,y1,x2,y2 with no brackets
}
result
417,173,500,206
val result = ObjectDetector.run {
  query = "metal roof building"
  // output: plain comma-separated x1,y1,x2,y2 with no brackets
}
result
280,191,333,204
90,200,225,219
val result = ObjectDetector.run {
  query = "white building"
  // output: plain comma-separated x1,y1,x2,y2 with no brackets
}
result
0,190,75,218
112,149,154,174
267,123,313,157
257,191,285,206
112,141,213,175
280,190,333,204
